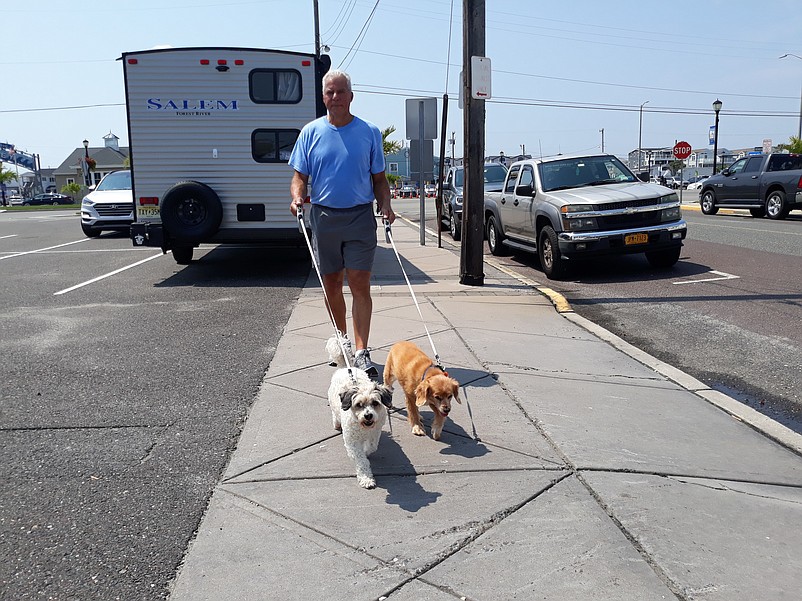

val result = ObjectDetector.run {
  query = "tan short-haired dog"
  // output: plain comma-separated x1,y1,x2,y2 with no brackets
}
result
383,341,461,440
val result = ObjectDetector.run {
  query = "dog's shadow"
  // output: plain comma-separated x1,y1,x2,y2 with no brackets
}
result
373,433,442,512
390,407,491,460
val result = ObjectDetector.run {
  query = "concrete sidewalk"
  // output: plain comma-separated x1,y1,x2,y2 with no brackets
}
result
170,216,802,601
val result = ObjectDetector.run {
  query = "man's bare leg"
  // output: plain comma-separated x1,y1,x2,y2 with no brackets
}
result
346,268,372,351
322,271,347,335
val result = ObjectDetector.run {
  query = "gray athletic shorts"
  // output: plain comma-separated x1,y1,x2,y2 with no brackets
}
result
309,203,377,275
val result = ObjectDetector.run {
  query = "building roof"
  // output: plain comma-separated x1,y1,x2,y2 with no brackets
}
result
54,146,129,176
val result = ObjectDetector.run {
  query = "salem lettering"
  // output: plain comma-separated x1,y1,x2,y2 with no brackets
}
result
147,99,239,111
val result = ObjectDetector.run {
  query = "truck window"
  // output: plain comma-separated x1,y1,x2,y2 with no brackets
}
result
250,69,302,103
727,158,747,175
743,157,763,173
517,166,534,190
504,167,519,194
768,155,802,171
252,129,300,162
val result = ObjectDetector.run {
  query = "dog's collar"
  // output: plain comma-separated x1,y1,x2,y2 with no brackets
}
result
422,363,448,381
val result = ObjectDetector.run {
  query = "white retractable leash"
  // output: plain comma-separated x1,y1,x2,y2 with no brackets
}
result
382,219,444,371
297,210,357,382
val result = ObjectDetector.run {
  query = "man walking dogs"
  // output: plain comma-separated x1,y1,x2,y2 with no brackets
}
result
289,70,395,379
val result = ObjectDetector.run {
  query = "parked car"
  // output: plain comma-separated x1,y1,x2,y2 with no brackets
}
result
686,176,709,190
23,193,74,206
424,184,436,197
80,170,134,237
484,154,686,279
699,153,802,219
668,177,688,189
440,162,507,241
400,185,416,198
6,194,24,206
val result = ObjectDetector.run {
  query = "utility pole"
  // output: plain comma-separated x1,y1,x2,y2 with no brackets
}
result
313,0,321,57
460,0,485,286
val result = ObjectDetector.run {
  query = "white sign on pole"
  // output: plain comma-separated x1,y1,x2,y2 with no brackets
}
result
470,56,491,99
763,138,772,154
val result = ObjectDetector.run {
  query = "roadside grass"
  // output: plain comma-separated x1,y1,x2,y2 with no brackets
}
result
1,204,81,211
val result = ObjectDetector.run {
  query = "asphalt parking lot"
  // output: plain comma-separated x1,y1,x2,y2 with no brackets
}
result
0,209,311,599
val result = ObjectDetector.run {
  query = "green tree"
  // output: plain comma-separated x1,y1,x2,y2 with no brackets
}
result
62,182,82,197
0,165,16,205
382,125,402,155
775,135,802,154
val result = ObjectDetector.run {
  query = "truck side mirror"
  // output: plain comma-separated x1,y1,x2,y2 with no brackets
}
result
637,172,649,182
515,184,533,196
720,168,730,176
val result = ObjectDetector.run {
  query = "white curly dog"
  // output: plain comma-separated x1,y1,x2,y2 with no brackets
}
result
327,336,392,489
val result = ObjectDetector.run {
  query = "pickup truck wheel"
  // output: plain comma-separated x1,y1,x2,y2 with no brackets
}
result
160,181,223,241
449,208,461,241
749,207,766,218
538,225,567,280
766,190,789,220
700,190,718,215
172,246,194,265
645,246,681,269
486,214,506,256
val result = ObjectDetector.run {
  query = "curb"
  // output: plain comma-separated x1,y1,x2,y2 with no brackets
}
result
400,213,802,457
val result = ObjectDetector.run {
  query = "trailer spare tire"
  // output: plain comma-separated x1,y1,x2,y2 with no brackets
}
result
160,181,223,242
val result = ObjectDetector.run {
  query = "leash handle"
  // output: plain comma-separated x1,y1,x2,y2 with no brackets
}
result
383,218,391,244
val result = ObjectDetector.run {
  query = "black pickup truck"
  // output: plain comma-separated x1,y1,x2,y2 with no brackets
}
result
699,153,802,219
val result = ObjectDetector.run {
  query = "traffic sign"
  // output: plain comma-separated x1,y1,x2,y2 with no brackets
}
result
673,141,692,160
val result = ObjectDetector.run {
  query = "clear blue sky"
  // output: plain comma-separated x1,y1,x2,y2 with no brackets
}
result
3,0,802,170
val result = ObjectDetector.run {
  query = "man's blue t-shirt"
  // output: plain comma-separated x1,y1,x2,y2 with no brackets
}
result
289,116,385,209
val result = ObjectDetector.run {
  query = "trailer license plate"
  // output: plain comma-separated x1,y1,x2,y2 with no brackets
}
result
137,207,160,218
625,233,648,245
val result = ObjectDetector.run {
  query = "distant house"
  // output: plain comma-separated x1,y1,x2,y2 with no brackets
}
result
53,132,129,199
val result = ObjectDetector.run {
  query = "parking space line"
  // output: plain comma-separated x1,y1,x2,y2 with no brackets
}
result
673,270,740,285
0,234,18,240
54,252,164,295
0,238,89,261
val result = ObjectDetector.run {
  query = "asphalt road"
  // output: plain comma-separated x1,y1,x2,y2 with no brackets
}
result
396,194,802,434
0,209,310,599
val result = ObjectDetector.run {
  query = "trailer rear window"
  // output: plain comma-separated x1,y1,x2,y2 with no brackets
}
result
252,129,300,162
250,69,302,103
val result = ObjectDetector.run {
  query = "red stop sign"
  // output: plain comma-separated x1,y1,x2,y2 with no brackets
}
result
673,141,692,160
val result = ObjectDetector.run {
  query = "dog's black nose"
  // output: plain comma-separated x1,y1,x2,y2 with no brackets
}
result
442,407,450,414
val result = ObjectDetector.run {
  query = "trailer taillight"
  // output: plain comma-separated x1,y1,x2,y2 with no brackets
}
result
127,58,138,64
235,59,244,65
139,197,159,206
217,59,227,65
200,59,210,65
302,60,311,66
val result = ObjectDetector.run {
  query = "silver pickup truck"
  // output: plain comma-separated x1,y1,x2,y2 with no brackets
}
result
484,154,687,279
699,153,802,219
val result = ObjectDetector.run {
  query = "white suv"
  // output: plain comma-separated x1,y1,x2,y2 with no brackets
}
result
80,170,134,237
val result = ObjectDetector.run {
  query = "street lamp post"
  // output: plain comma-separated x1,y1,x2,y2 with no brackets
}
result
712,99,722,175
780,54,802,140
82,139,91,187
638,100,649,171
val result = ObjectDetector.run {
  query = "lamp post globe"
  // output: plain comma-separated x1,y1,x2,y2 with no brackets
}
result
712,99,722,175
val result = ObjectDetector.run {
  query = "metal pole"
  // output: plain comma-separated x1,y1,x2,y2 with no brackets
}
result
313,0,321,57
638,100,649,171
436,94,449,248
418,100,425,246
712,108,720,175
599,128,604,153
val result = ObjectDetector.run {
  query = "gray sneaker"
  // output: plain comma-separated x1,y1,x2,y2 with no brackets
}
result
354,349,379,380
328,333,353,367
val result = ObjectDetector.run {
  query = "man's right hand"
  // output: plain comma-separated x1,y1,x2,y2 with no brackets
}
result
290,197,304,216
